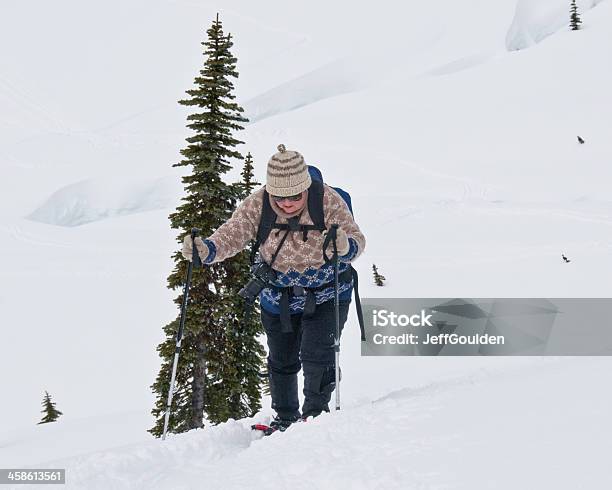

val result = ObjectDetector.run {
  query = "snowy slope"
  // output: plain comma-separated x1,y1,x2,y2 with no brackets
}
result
1,0,612,487
2,357,611,489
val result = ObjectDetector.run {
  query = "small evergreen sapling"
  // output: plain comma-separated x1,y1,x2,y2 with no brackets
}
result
570,0,582,30
38,391,63,424
372,264,386,286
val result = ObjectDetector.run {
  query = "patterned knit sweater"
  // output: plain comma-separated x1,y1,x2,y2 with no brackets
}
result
201,184,366,314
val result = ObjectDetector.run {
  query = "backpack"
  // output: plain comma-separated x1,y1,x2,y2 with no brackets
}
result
253,165,365,341
307,166,353,214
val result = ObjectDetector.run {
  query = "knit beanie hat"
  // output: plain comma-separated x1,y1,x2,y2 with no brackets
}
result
266,144,312,197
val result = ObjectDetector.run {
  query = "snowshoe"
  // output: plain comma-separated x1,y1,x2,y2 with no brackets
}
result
251,416,300,436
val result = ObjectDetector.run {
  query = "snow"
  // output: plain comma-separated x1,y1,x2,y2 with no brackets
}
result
27,176,183,227
2,358,611,489
1,0,612,487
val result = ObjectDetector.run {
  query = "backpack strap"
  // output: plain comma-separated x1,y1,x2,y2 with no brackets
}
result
250,189,278,264
306,180,325,231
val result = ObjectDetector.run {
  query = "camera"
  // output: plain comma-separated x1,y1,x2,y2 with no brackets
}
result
238,261,277,303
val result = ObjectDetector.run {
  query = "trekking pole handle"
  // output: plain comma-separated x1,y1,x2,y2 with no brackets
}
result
191,228,202,268
330,224,339,255
322,224,339,263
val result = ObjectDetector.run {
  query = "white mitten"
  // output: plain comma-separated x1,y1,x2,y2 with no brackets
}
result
181,235,210,262
321,227,350,256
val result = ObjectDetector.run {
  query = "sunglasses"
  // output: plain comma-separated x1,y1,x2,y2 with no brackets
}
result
271,192,303,203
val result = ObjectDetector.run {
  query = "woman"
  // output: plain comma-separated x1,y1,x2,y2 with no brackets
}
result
182,144,366,430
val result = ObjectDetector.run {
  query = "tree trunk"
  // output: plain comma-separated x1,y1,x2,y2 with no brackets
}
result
190,332,207,429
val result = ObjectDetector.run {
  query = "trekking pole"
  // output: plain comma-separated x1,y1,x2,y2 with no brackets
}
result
162,227,202,440
330,224,341,411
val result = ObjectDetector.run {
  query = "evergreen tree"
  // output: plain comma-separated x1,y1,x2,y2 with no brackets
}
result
221,153,266,419
570,0,582,30
372,264,386,287
37,391,62,424
234,152,270,398
149,14,253,437
234,152,257,198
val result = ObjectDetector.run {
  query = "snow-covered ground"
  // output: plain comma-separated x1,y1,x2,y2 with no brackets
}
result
4,357,611,489
1,0,611,488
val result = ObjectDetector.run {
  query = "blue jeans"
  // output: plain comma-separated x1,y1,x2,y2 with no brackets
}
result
261,299,351,419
